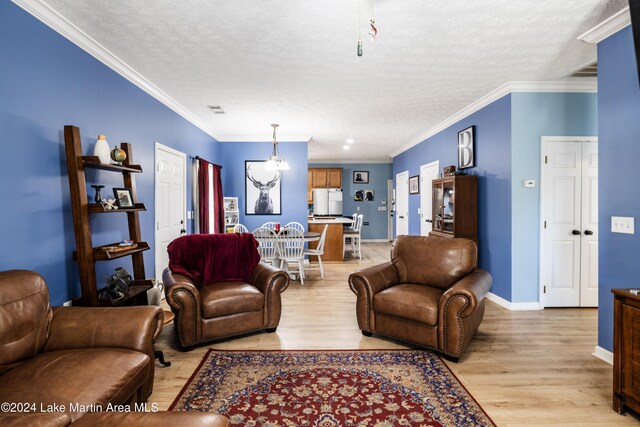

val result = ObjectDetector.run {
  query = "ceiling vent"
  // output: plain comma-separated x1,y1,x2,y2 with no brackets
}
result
567,62,597,78
207,105,225,114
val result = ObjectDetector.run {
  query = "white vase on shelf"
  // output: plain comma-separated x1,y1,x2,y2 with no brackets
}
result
93,134,110,164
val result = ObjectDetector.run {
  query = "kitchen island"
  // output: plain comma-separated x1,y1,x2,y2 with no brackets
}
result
308,216,355,261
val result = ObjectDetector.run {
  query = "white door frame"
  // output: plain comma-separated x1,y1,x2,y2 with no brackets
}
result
387,179,394,241
420,161,439,236
539,136,598,308
154,142,187,281
395,170,409,237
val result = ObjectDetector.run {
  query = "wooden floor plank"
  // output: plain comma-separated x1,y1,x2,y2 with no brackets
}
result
151,242,638,425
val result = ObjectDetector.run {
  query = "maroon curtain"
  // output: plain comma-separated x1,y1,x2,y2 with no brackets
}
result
197,158,210,234
212,164,224,233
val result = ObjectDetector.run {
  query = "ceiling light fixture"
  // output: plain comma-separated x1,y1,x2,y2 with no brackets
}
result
346,138,354,144
265,124,290,171
343,145,351,150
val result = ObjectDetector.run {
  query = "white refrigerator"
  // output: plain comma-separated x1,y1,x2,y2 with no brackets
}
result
313,189,343,216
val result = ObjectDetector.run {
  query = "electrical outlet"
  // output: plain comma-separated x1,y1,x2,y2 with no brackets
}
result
612,216,635,234
356,206,360,211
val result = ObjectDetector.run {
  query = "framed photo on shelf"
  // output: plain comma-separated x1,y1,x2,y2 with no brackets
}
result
245,161,282,215
112,188,134,208
458,125,475,169
409,175,419,194
353,171,369,184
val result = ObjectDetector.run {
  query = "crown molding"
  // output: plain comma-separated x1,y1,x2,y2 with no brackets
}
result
390,80,598,158
578,7,630,44
309,159,393,164
12,0,224,142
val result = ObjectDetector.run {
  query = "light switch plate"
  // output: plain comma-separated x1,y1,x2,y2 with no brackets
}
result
378,206,386,211
612,216,635,234
524,180,536,188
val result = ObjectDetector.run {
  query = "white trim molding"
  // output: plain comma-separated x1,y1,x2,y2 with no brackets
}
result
578,7,631,44
389,80,597,158
12,0,224,142
486,292,543,311
309,159,393,164
593,346,613,365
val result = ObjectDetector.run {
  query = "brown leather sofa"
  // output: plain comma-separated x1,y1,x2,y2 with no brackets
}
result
163,262,289,348
349,235,492,361
0,269,164,425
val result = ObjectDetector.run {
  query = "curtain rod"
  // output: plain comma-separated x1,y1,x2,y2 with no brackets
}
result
193,156,222,169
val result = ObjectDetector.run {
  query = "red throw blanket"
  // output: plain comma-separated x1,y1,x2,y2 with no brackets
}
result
167,233,261,288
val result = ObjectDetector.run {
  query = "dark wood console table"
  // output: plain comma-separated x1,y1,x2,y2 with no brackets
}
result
612,288,640,415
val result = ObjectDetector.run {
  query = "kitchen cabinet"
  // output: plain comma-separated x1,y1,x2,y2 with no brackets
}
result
309,168,342,190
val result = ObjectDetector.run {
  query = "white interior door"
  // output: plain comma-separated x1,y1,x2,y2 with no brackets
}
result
155,143,186,281
387,180,394,241
395,171,409,236
420,161,439,236
541,137,598,308
580,142,598,307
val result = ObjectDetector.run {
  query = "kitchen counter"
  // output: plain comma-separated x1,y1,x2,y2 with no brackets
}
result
307,217,355,261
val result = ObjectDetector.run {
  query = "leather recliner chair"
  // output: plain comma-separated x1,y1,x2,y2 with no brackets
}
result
349,235,492,361
0,270,163,425
163,234,290,349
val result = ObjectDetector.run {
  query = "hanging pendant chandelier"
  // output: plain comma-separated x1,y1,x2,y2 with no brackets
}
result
265,124,290,171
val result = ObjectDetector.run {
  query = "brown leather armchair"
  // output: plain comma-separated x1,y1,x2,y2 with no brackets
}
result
0,270,163,425
349,235,492,361
163,235,290,348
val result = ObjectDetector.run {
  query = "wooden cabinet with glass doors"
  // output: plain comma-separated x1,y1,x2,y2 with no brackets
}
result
431,175,477,242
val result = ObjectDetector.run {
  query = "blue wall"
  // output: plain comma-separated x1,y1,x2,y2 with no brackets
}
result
598,27,640,352
511,92,598,303
309,163,392,240
219,142,309,232
393,95,512,300
0,2,218,305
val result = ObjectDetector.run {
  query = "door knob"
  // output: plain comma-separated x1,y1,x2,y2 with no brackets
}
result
572,229,581,235
584,230,593,236
180,228,186,235
425,219,432,223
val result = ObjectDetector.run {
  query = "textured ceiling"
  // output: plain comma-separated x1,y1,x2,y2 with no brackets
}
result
38,0,626,160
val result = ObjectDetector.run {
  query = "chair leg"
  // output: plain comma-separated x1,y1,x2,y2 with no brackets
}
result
357,237,362,259
298,260,304,285
318,256,324,278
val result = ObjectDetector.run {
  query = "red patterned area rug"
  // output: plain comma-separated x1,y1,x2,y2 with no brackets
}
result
170,349,495,427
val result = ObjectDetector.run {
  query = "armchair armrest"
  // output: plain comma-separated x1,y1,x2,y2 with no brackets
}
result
438,269,492,357
349,262,399,333
43,305,163,355
252,263,290,328
163,268,203,347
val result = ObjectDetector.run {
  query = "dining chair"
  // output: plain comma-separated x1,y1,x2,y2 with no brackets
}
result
261,222,278,230
344,213,358,232
284,221,305,232
232,223,249,233
303,224,328,278
343,214,363,259
276,228,305,285
253,227,279,267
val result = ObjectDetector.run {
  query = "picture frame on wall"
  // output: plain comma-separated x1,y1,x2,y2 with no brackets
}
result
409,175,419,194
458,125,475,169
365,190,374,201
245,161,282,215
353,171,369,184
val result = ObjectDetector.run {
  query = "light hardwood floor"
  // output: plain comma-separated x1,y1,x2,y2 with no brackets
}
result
152,242,638,426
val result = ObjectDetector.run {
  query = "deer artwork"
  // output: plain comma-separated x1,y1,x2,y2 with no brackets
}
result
246,167,280,214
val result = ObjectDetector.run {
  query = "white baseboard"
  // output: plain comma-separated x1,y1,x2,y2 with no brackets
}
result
486,292,543,311
593,346,613,365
